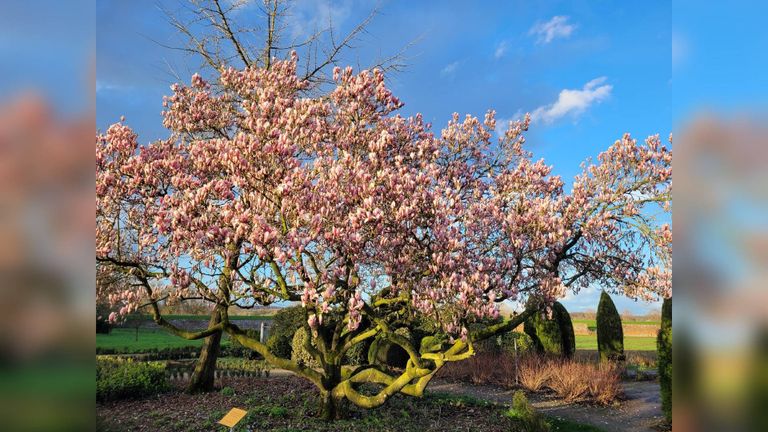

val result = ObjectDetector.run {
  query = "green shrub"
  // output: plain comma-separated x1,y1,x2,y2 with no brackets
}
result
552,302,575,358
748,327,768,432
524,303,569,357
220,386,235,396
499,331,534,354
475,331,533,355
342,338,371,366
268,406,288,417
596,291,624,362
267,306,306,359
658,297,672,422
505,390,551,432
96,358,169,401
96,318,112,334
291,327,320,368
226,328,261,359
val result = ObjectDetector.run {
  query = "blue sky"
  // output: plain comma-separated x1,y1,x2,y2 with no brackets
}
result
96,0,672,314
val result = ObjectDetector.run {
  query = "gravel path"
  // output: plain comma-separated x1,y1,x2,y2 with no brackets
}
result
428,380,665,432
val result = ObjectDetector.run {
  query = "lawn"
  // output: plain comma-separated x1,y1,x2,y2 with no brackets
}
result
571,319,660,326
99,327,657,354
575,334,657,351
96,328,233,352
132,314,274,321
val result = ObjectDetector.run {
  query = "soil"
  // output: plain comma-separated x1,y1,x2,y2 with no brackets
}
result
97,373,521,432
97,367,668,432
429,379,668,432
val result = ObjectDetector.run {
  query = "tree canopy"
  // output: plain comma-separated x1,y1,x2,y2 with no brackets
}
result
96,55,671,418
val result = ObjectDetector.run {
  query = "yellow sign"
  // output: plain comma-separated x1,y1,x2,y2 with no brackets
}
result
218,408,248,428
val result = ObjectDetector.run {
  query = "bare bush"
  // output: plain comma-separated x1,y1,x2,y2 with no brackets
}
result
518,354,551,392
436,351,623,406
625,351,657,369
437,352,512,385
586,362,622,405
547,360,589,402
468,353,498,385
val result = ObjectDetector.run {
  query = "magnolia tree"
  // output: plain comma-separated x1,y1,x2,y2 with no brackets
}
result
96,55,671,419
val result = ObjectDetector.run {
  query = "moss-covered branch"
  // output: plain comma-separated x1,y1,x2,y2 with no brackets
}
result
469,306,538,343
223,321,323,387
333,361,434,408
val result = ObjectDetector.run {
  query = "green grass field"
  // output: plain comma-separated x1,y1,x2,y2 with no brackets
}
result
132,314,274,321
574,334,657,351
100,328,656,354
571,319,660,326
97,328,233,352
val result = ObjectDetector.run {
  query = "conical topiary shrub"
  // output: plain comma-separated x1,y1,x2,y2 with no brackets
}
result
524,301,573,357
553,302,576,358
658,297,672,422
596,291,624,362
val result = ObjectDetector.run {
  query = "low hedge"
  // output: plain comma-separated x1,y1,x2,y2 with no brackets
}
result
96,343,263,360
97,358,169,401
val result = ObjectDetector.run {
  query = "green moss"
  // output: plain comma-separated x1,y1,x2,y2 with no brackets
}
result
596,291,624,362
657,297,672,422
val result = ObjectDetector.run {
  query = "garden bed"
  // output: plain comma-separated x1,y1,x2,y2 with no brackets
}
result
96,375,602,432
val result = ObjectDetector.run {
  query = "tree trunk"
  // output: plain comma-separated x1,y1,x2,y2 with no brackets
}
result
186,308,223,394
319,363,345,420
319,390,345,421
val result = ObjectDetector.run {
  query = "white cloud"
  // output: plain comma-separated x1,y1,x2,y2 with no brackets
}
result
530,77,612,124
440,61,459,77
529,15,576,44
494,41,508,59
287,0,353,40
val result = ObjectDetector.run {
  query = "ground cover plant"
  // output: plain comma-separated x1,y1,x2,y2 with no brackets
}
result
97,52,671,419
